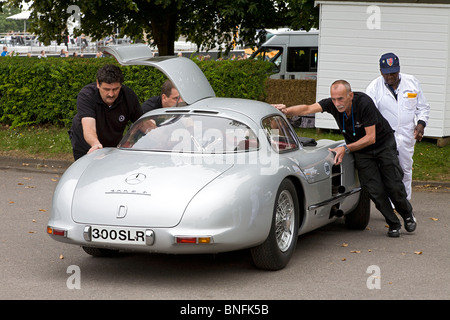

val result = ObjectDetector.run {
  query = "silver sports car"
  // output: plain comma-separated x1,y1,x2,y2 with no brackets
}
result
47,45,370,270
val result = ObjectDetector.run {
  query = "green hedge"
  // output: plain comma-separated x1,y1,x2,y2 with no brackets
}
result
0,56,273,128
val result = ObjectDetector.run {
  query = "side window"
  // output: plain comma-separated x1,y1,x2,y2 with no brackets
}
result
262,116,299,152
287,47,318,72
252,47,283,72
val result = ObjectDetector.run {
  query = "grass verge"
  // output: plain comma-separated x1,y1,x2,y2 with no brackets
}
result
0,125,73,161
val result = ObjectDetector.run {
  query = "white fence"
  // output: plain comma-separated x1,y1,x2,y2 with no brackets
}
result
0,33,131,55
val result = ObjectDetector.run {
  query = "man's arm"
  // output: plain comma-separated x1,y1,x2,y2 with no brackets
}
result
274,102,323,116
329,125,376,165
81,117,103,153
414,90,429,142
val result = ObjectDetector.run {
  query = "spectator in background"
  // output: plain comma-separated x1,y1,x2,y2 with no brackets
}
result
1,46,13,57
62,29,69,50
79,34,88,51
104,35,115,45
38,50,47,59
5,31,13,45
60,49,69,57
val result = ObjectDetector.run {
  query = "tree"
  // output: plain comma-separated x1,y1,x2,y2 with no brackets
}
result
0,4,26,33
6,0,318,55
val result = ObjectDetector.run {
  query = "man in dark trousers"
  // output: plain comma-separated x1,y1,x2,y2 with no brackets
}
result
69,64,143,160
274,80,416,237
142,80,183,113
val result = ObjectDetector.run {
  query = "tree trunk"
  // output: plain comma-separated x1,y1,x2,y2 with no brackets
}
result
151,11,177,56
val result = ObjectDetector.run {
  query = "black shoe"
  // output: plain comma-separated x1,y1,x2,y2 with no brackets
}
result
404,213,417,232
387,227,401,238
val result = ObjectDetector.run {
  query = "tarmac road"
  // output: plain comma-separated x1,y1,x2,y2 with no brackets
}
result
0,160,449,306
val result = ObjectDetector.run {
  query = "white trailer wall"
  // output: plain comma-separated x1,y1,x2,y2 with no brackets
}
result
314,1,450,138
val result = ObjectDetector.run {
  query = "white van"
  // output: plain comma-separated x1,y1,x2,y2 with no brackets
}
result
250,30,319,80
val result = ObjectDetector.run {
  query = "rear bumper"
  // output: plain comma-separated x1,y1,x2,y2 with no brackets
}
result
47,222,263,254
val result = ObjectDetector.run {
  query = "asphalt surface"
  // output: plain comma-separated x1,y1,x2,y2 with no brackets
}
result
1,155,449,306
0,156,72,175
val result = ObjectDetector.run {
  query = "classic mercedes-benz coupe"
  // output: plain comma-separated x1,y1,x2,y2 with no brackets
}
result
47,45,369,270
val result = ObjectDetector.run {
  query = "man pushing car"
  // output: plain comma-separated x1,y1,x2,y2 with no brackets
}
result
69,64,143,160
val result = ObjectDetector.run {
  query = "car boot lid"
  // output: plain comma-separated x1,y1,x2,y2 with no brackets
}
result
101,44,215,105
71,150,232,227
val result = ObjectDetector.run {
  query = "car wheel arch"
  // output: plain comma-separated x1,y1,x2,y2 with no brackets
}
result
285,175,306,230
250,177,302,270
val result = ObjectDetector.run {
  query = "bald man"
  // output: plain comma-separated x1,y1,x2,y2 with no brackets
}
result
275,80,416,238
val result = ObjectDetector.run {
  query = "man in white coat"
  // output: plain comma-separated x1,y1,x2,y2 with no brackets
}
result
366,53,430,200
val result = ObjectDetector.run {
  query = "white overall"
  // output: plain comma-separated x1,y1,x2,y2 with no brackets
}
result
366,73,430,200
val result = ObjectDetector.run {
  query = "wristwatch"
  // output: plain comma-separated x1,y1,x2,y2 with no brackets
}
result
343,144,350,154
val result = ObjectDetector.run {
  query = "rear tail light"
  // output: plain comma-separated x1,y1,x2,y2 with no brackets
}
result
175,236,213,244
47,226,67,237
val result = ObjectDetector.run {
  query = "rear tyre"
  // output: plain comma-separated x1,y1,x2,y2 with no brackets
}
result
345,188,370,230
251,179,299,271
82,246,120,257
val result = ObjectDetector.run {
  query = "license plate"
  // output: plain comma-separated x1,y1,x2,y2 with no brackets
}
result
91,226,147,245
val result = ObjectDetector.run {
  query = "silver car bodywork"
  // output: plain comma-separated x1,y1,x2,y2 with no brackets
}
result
48,45,369,270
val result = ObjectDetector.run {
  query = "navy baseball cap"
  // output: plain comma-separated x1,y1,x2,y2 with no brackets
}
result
379,53,400,74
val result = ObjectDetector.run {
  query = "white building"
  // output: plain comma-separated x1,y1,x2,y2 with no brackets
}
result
314,0,450,144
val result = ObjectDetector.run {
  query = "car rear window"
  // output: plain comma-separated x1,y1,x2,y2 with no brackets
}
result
118,114,259,153
262,115,299,152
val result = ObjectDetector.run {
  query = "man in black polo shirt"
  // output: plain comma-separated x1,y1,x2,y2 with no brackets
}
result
142,80,183,113
275,80,416,237
69,64,143,160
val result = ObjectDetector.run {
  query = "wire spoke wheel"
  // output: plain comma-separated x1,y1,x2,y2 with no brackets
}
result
251,179,299,270
275,190,295,252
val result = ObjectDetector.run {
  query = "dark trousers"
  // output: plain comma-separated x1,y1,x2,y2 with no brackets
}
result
72,148,86,161
68,129,89,161
354,135,413,229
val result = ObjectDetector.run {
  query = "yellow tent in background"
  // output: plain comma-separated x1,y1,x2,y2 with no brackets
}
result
244,47,257,55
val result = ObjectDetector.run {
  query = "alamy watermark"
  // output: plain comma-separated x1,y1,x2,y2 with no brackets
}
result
366,5,381,30
66,265,81,289
65,264,384,291
67,5,81,29
366,265,381,290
